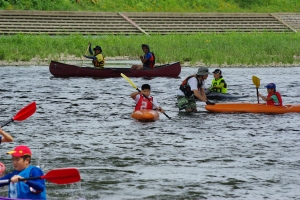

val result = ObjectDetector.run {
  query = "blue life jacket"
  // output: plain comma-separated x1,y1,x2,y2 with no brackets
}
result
9,166,46,200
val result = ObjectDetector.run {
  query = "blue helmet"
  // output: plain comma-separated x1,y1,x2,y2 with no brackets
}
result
265,83,276,89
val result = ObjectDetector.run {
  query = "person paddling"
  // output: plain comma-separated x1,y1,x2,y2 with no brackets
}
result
0,128,13,144
130,84,164,113
0,145,46,200
258,83,283,106
209,69,227,93
177,67,215,112
131,44,155,70
84,43,105,69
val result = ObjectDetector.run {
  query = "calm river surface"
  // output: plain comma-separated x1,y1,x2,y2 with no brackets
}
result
0,64,300,200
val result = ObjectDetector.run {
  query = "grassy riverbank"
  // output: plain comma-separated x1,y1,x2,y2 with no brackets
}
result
0,33,299,66
0,0,299,12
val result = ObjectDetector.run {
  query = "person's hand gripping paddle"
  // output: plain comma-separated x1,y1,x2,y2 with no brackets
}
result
252,76,260,103
121,73,171,119
1,102,36,128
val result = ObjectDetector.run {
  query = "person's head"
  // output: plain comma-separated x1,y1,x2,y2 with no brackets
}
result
93,46,102,54
265,83,276,93
142,44,150,54
7,145,32,171
212,69,222,79
196,67,210,80
141,84,151,97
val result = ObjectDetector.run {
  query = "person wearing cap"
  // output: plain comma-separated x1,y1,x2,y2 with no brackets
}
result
0,145,46,199
258,83,283,106
131,44,155,70
0,127,13,144
84,43,105,69
177,67,215,112
209,69,227,93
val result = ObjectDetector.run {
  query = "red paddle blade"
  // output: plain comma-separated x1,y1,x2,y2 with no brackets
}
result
42,168,81,185
12,102,36,121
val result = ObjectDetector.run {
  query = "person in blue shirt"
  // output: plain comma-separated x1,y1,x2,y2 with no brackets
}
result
0,145,46,200
84,43,105,69
0,128,13,144
131,44,155,70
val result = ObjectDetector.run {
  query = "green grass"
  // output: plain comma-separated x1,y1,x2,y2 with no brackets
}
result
0,0,299,12
1,33,299,65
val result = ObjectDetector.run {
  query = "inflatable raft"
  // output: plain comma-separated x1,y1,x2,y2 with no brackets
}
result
206,92,249,100
205,103,300,114
131,110,159,121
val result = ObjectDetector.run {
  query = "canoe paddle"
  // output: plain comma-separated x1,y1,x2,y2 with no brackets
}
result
252,76,260,103
1,102,36,128
0,168,81,185
120,73,171,119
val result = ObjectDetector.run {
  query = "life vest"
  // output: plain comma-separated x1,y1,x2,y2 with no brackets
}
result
9,166,46,200
92,53,105,68
211,77,227,93
143,52,155,69
266,92,282,106
179,76,202,97
135,94,153,111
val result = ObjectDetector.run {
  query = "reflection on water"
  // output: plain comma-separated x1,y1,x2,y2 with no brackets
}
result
0,65,300,199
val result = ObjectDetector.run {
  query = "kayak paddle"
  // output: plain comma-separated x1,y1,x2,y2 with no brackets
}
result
120,73,171,119
252,76,260,103
1,102,36,128
0,168,81,185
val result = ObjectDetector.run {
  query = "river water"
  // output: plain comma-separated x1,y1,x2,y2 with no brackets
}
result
0,64,300,200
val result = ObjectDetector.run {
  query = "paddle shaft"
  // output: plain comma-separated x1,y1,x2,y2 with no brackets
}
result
136,88,171,119
256,88,260,103
1,119,13,128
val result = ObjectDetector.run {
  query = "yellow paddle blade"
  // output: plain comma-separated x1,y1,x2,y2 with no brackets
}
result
252,76,260,88
120,73,138,90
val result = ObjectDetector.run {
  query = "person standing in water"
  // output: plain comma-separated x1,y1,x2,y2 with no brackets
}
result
131,44,155,70
177,67,215,112
209,69,227,93
84,43,105,69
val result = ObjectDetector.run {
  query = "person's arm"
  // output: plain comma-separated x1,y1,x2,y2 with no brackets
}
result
211,82,225,89
0,172,14,187
10,168,45,192
0,128,13,143
130,91,140,100
84,55,97,60
258,93,272,101
152,98,164,113
88,43,93,55
141,53,151,64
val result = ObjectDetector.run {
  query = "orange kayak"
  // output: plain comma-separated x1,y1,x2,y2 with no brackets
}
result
131,109,159,121
205,103,300,114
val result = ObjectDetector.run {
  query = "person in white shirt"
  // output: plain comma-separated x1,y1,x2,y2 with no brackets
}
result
177,67,215,112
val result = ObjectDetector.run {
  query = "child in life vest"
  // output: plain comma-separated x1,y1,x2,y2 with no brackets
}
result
0,128,13,144
258,83,283,106
130,84,164,112
0,145,46,200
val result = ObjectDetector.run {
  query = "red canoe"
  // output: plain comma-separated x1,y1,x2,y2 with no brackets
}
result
49,61,181,78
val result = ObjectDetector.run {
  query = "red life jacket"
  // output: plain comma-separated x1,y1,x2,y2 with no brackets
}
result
135,94,153,111
179,75,202,97
266,92,282,106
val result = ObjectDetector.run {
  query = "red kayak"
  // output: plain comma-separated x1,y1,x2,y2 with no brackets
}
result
49,61,181,78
